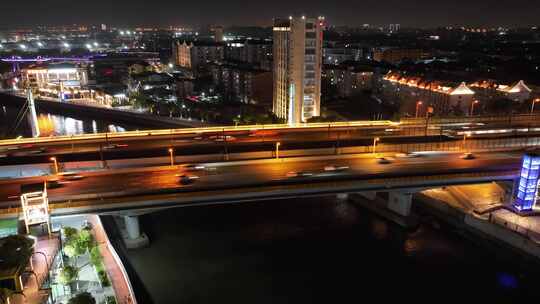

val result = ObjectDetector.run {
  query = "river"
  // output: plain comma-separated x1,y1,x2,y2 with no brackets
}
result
120,196,540,303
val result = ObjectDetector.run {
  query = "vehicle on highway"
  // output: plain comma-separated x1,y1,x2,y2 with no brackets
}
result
103,143,129,150
176,174,199,185
395,152,420,158
324,165,350,172
211,135,236,142
46,179,63,188
460,152,476,160
57,172,85,181
286,171,313,178
377,157,392,164
26,148,48,155
183,164,206,171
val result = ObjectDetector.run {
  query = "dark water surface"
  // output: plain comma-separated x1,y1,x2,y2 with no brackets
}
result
125,196,540,303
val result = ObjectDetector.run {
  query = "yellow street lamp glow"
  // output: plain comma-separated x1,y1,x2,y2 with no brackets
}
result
50,157,59,174
276,142,281,159
168,148,174,166
373,137,380,155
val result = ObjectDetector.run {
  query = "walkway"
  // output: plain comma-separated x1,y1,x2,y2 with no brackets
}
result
87,215,135,304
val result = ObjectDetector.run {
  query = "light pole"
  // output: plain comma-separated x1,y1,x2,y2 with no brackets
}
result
415,101,423,118
462,133,471,152
531,98,540,114
50,157,59,174
168,148,174,166
276,142,281,159
373,137,380,155
470,100,479,116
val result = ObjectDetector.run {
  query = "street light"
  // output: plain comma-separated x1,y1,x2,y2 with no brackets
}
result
415,101,423,118
373,137,380,155
470,100,479,116
168,148,174,166
462,133,471,151
276,142,281,159
531,98,540,114
50,157,59,174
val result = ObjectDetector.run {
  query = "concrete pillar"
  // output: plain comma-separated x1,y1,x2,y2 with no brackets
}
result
387,192,413,217
336,193,349,200
124,216,140,240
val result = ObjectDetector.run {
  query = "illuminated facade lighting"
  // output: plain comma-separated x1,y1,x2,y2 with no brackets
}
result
514,153,540,212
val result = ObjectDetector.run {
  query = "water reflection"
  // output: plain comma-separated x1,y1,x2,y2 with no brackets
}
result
0,103,131,138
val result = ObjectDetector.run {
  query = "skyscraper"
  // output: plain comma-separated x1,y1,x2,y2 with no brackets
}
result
273,16,324,124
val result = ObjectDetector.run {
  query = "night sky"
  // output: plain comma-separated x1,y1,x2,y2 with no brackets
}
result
1,0,539,28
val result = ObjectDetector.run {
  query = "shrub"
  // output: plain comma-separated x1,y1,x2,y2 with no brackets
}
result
89,246,103,266
58,265,78,285
62,227,79,242
78,228,95,250
97,270,110,287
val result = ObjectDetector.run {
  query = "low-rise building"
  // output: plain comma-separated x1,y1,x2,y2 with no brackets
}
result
381,71,476,116
469,79,532,103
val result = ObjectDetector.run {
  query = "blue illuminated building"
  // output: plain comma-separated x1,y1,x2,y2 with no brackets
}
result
514,153,540,211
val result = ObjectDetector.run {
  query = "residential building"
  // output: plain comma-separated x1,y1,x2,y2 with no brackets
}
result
172,41,225,75
273,16,325,123
381,71,476,116
325,64,374,97
211,63,272,104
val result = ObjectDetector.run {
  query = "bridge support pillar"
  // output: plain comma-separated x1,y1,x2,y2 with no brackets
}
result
387,192,413,217
121,215,149,249
124,216,140,240
336,193,349,200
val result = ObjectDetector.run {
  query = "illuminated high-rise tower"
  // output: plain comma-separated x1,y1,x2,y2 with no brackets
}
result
273,16,325,124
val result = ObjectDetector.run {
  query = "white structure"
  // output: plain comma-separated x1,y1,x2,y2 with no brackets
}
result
273,16,325,124
20,183,51,236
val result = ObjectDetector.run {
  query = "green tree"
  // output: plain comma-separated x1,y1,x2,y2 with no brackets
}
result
63,227,79,242
78,228,95,250
58,265,78,286
64,239,86,258
486,98,514,114
68,292,96,304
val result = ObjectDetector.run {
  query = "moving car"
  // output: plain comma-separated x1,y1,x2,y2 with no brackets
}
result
176,174,199,185
395,152,420,158
324,165,350,172
103,143,129,150
57,172,85,181
286,171,313,178
460,152,476,160
183,164,206,171
377,157,392,164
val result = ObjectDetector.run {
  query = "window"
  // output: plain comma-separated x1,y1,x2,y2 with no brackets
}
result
306,32,316,39
306,23,314,30
305,48,316,55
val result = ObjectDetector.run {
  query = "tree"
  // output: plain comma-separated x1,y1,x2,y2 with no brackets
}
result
63,227,79,242
58,265,78,286
64,239,86,258
78,228,95,251
68,292,96,304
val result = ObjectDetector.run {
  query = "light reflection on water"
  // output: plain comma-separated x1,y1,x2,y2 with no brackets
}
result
37,113,126,136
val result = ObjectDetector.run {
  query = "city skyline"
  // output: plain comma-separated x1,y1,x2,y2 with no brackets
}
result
2,0,540,28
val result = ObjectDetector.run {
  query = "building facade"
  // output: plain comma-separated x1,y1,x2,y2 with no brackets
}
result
373,48,424,64
325,64,374,97
211,63,272,105
273,16,325,124
469,80,532,103
172,41,225,74
381,71,476,116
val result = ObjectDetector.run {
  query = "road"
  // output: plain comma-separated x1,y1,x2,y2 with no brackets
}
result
0,151,523,212
2,119,540,166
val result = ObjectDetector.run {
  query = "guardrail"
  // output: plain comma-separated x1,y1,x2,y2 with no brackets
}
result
0,120,399,147
400,113,540,125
